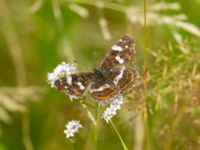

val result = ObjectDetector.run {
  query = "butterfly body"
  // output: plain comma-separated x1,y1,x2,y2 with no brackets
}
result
55,35,138,101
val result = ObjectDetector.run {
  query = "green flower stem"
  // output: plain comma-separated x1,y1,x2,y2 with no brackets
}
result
110,120,128,150
69,138,75,143
82,101,96,110
69,138,76,150
94,103,100,150
81,101,100,149
81,103,96,125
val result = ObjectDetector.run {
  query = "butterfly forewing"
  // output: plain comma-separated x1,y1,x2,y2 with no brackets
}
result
54,73,94,98
100,35,135,71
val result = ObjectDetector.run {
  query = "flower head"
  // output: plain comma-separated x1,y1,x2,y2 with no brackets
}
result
64,120,83,138
102,94,124,123
47,62,77,88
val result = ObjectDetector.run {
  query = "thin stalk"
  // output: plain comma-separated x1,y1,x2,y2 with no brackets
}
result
81,103,96,125
94,103,100,150
62,0,127,12
29,0,43,13
110,120,128,150
52,0,64,32
81,101,99,149
69,138,76,150
82,101,96,110
52,0,75,62
143,0,150,150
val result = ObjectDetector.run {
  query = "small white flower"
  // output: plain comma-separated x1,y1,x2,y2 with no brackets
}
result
102,95,124,123
64,120,83,138
47,62,77,88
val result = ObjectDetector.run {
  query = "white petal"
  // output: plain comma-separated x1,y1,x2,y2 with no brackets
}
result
102,95,124,123
47,62,77,88
64,120,83,138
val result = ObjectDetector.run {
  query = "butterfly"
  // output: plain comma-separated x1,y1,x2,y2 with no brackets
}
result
54,35,138,101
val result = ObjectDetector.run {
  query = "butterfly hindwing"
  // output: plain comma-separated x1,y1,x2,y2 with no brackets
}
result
54,73,93,98
90,70,119,101
100,35,135,71
106,67,138,93
117,68,138,92
90,67,138,101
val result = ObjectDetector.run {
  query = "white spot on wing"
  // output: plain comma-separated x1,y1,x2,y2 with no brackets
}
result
125,45,129,48
67,76,72,85
112,45,123,52
115,56,124,64
113,68,125,85
77,82,85,90
91,84,110,92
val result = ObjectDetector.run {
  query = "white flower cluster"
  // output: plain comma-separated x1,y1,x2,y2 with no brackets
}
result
64,120,82,138
47,62,76,88
102,95,124,123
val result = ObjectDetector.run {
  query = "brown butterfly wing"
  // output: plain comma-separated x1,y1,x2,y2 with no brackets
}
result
90,70,119,101
106,67,138,93
54,35,137,101
54,73,94,98
90,67,138,101
100,35,136,71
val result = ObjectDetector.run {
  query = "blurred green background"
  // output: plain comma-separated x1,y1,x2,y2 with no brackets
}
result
0,0,200,150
